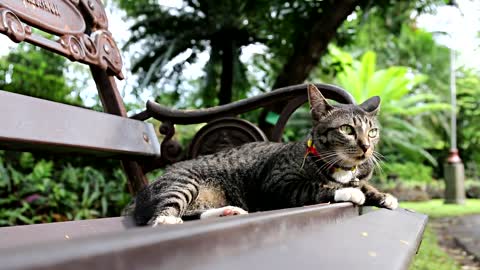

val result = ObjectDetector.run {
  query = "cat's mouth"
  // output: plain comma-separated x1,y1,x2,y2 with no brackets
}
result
355,151,374,160
335,151,371,167
341,154,370,166
356,154,367,160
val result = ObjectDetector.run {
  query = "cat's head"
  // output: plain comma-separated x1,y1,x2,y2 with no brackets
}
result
308,84,380,168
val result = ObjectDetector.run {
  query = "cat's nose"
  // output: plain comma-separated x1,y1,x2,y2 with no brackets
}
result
360,144,370,153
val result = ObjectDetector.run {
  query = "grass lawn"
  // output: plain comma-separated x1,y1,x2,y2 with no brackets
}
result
409,225,459,270
401,199,480,219
399,199,480,270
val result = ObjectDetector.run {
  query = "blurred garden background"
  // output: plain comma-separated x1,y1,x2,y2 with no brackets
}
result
0,0,480,268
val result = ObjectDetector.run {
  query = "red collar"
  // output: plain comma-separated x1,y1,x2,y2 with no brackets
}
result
302,138,357,172
301,138,321,169
306,138,321,158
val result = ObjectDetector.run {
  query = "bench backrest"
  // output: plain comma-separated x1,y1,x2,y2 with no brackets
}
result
0,0,159,193
0,0,122,80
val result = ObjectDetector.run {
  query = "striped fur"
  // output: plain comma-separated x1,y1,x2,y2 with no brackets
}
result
133,85,396,226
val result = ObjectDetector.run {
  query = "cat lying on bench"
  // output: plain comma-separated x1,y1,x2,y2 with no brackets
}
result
132,84,398,226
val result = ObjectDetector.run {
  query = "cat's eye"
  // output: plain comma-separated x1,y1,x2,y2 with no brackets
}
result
339,125,354,135
368,128,378,138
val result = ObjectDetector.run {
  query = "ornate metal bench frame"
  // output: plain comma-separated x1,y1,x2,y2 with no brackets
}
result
0,1,427,269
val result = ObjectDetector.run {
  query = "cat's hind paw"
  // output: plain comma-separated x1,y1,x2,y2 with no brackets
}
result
200,206,248,219
381,194,398,210
149,215,183,227
334,188,366,205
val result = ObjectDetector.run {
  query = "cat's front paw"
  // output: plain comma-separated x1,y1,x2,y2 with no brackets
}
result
381,194,398,210
334,188,365,205
200,206,248,219
148,215,184,227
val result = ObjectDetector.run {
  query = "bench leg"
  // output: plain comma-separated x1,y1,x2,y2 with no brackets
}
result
122,160,148,194
90,66,149,195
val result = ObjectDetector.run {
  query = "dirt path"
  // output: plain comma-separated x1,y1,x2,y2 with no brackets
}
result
432,217,480,270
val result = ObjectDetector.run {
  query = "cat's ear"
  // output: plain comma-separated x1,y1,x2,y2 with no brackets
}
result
359,96,381,115
308,84,333,121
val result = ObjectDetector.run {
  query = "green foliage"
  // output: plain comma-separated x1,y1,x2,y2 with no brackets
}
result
457,68,480,164
116,0,447,107
346,18,451,90
0,44,82,105
324,48,450,165
0,151,131,226
280,105,311,142
335,12,455,167
116,0,275,106
0,40,130,226
379,162,433,183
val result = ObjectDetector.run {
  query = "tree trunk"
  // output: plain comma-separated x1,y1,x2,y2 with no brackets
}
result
272,0,360,89
259,0,361,138
219,39,235,105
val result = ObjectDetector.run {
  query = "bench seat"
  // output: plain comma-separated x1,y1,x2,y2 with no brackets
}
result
0,203,427,270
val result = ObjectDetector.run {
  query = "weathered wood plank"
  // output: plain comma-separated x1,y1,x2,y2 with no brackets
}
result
0,90,160,158
0,204,427,270
0,217,136,250
0,203,355,250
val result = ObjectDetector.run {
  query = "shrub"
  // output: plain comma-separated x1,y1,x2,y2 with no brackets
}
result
0,151,131,226
465,179,480,199
371,162,436,202
378,162,433,183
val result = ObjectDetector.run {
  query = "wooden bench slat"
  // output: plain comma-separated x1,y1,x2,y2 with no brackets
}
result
0,217,136,250
196,208,427,270
0,90,160,158
0,203,356,250
0,204,427,270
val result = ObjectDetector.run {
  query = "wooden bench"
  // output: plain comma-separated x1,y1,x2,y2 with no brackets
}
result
0,1,427,269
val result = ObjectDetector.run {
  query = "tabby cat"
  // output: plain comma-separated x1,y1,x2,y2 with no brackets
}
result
133,84,398,226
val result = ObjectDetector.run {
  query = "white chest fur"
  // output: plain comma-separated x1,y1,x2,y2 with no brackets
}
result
331,169,356,184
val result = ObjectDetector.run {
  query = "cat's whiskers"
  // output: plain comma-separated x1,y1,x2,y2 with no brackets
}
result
322,157,344,175
299,150,338,169
370,152,384,174
315,156,335,174
313,152,340,165
372,150,386,159
308,151,340,166
316,157,333,171
315,152,340,161
372,151,386,164
314,149,337,156
317,156,342,175
299,149,337,163
315,159,336,174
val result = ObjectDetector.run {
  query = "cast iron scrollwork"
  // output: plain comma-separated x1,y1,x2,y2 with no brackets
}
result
79,0,108,31
56,30,123,78
92,30,123,77
0,1,123,79
158,121,183,164
189,118,268,158
137,83,354,125
82,34,98,57
0,8,30,42
61,34,85,61
0,0,86,35
131,83,355,170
